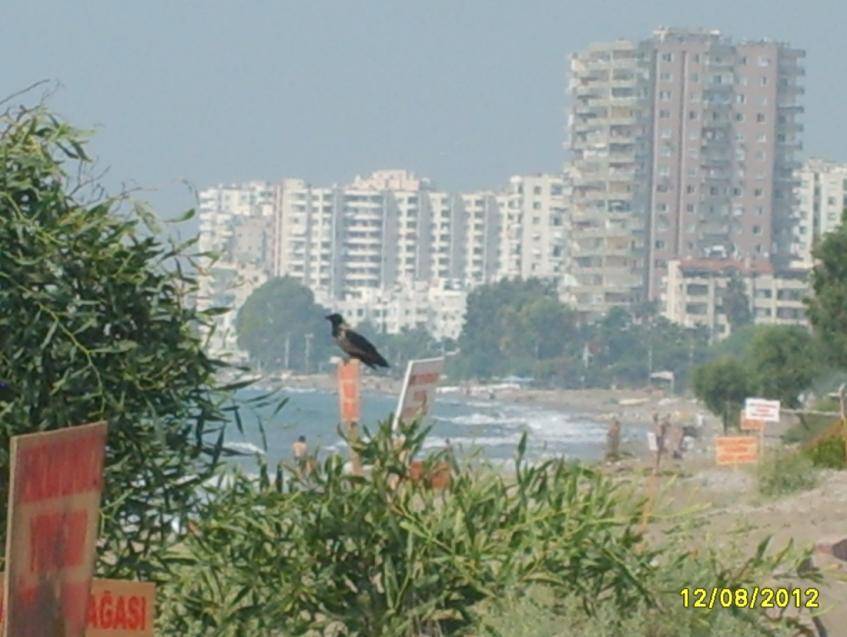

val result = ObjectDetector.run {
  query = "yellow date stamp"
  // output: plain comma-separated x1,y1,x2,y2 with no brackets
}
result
680,586,820,609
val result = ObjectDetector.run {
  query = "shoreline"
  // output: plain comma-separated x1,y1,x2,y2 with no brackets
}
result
251,372,713,461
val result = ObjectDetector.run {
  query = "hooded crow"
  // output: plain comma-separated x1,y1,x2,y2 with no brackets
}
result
325,314,389,370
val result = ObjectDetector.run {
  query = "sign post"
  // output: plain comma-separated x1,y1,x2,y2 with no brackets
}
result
0,576,155,636
337,359,363,476
393,357,445,433
3,421,108,637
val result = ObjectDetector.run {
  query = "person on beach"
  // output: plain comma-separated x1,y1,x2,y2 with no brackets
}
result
606,417,621,461
292,435,308,473
654,414,669,473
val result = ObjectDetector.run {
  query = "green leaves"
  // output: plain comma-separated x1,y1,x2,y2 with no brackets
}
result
0,105,270,580
157,419,658,635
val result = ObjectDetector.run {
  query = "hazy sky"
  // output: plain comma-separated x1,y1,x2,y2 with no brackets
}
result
3,1,844,219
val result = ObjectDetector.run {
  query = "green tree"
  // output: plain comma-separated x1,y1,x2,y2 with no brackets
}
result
722,270,753,331
379,326,442,375
747,326,819,408
691,357,751,432
0,106,269,578
806,210,847,368
235,276,333,372
454,279,575,381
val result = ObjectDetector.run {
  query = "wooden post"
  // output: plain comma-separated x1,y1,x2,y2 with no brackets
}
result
337,359,363,477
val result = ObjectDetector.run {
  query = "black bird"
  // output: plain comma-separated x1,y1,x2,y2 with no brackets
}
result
325,314,389,370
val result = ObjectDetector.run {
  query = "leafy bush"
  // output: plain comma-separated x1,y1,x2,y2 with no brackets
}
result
805,435,846,469
158,420,659,636
757,448,818,497
158,421,824,636
0,105,280,578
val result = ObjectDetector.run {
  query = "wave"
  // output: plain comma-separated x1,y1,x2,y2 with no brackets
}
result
223,441,266,455
279,386,320,394
436,412,507,426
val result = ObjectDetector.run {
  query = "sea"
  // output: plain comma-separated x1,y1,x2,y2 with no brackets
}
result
221,386,629,472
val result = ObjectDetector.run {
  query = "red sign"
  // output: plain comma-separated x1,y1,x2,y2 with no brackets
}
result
0,576,155,636
3,422,108,637
715,436,759,465
337,360,361,424
393,358,445,430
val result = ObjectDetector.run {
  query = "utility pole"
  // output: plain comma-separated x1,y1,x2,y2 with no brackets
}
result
284,333,291,370
304,333,313,373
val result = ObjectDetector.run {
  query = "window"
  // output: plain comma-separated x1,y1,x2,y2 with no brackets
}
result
760,76,768,86
655,240,666,249
758,56,770,67
662,52,673,62
760,96,769,106
755,188,764,198
533,202,541,210
687,284,708,296
656,203,668,212
660,72,672,81
690,72,700,82
661,146,672,157
756,113,766,123
753,225,761,235
661,128,673,139
688,110,698,120
659,109,671,118
659,90,672,101
757,132,767,143
690,92,700,102
686,203,695,212
755,150,766,160
735,113,744,122
736,94,746,104
533,186,542,195
687,185,696,194
740,56,748,65
658,164,671,176
657,184,669,193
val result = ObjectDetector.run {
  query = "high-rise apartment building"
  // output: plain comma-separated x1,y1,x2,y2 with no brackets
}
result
270,170,567,299
497,175,569,280
566,28,804,318
791,159,847,268
566,39,653,316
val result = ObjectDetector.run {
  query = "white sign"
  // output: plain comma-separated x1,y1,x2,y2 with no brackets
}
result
744,398,781,423
646,432,658,452
393,357,445,432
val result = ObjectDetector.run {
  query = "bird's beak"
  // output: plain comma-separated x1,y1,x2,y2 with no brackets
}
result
324,315,331,321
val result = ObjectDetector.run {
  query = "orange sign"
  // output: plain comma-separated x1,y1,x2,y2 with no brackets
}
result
740,416,765,432
408,461,452,490
715,436,759,465
3,422,108,637
0,576,155,636
337,360,361,424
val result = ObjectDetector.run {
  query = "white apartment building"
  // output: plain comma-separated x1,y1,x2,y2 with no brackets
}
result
199,170,570,357
791,159,847,268
271,170,568,298
198,181,274,256
664,258,809,340
196,183,274,360
335,280,467,340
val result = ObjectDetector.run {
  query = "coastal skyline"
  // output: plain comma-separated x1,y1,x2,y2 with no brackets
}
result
3,0,846,223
